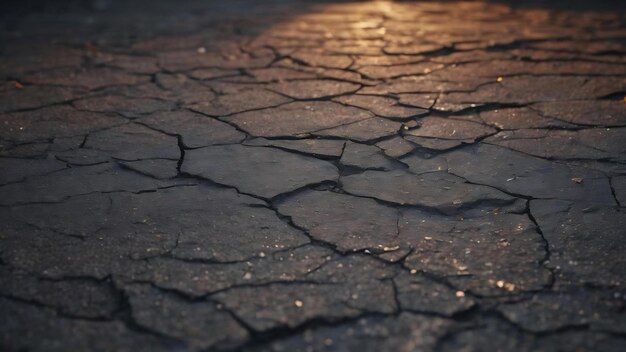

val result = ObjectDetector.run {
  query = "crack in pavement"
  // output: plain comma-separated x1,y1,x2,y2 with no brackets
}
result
2,0,626,351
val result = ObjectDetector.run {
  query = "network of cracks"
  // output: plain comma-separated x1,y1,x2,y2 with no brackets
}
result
1,1,625,351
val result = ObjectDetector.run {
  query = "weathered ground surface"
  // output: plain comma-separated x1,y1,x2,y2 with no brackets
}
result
1,0,625,351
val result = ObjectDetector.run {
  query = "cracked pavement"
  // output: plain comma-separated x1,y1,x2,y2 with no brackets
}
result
1,0,626,351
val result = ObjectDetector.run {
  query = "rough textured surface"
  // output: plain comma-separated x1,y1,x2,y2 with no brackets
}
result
182,144,338,198
341,169,515,213
1,1,626,351
140,110,245,148
224,101,373,137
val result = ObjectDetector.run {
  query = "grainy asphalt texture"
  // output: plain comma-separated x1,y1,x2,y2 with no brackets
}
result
1,0,625,351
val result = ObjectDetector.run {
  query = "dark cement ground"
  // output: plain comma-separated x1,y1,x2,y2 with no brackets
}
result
1,0,625,351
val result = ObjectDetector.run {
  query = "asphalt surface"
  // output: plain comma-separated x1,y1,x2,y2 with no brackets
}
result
1,1,625,351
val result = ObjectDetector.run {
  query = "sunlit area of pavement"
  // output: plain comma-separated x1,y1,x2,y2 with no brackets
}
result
1,1,625,351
